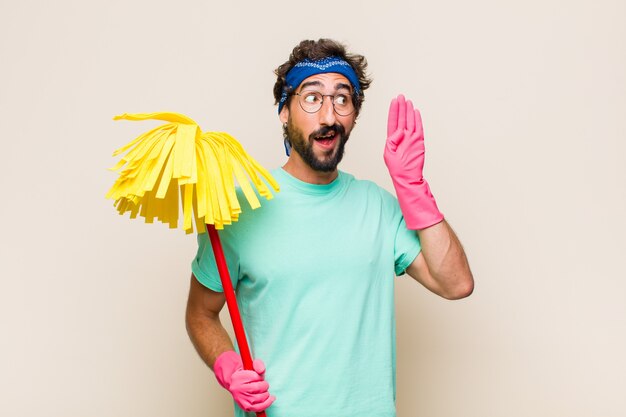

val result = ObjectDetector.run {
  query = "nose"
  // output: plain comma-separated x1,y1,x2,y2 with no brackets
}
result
318,97,337,126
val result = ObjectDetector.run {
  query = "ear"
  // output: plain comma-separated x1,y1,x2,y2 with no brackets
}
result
279,106,289,124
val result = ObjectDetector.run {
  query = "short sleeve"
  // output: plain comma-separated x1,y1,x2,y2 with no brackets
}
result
393,215,422,276
191,229,240,292
370,183,422,276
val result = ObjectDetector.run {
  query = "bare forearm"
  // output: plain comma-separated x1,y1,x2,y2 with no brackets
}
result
411,220,474,299
186,310,234,370
185,276,234,370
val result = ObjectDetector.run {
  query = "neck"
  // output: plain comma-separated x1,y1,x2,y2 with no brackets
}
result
282,155,338,185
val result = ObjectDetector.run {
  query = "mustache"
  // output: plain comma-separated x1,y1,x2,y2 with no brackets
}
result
309,124,346,139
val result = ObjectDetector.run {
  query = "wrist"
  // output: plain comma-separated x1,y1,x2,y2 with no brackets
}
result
213,350,241,389
392,179,444,230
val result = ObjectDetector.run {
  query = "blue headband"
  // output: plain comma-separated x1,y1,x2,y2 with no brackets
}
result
278,56,361,114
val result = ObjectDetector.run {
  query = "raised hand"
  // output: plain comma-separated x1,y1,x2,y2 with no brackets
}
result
384,94,443,230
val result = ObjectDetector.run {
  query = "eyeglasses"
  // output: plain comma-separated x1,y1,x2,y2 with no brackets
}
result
294,90,355,116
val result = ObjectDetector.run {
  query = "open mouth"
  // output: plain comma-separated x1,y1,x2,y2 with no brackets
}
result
313,131,337,147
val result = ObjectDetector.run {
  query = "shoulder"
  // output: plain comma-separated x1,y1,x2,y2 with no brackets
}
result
341,171,396,202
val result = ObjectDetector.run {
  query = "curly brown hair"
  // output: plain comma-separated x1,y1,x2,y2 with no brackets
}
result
273,39,372,116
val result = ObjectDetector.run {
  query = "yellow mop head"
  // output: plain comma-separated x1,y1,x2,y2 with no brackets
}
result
106,112,279,233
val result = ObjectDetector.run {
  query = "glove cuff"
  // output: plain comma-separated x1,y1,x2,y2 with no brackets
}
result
394,180,444,230
213,350,242,389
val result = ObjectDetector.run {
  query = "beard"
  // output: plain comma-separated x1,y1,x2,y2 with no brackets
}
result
284,121,350,172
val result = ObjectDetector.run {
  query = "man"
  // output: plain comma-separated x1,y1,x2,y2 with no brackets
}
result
186,38,473,417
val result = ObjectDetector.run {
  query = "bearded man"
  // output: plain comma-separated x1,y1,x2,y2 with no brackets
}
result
186,38,474,417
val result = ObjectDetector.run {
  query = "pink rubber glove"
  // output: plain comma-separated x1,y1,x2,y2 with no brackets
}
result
384,94,444,230
213,350,275,413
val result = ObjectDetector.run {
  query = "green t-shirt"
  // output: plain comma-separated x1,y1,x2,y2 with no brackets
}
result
192,168,421,417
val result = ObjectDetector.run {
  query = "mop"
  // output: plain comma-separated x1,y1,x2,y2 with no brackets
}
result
107,111,279,417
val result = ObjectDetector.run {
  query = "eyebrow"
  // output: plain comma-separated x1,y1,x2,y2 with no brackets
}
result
298,80,353,93
335,82,352,92
299,80,323,90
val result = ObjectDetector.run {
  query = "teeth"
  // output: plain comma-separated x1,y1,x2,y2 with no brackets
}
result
316,132,335,139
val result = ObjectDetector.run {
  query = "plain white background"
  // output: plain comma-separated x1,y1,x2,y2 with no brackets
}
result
1,1,625,416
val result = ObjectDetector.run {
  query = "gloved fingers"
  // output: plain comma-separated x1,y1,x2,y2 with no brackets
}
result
230,369,264,386
387,97,399,136
406,99,416,134
252,358,266,376
241,380,270,394
408,108,424,147
239,394,276,413
386,95,408,152
237,391,273,409
385,130,404,153
396,94,407,133
414,108,424,139
230,378,272,411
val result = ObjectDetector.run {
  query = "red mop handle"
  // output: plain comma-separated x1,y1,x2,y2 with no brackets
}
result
206,224,267,417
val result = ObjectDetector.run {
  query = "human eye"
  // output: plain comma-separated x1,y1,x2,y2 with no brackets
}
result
302,91,322,104
334,93,350,106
